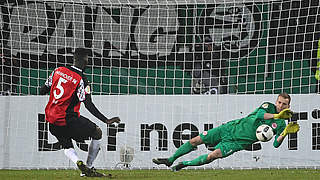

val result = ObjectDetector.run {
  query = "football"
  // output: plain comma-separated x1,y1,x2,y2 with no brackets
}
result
256,124,274,142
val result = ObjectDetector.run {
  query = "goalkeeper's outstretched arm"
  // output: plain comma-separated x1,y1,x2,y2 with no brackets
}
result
273,122,300,148
273,134,285,148
260,108,297,148
263,108,293,120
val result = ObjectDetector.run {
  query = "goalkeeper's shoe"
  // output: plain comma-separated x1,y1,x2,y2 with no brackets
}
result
152,158,173,167
171,162,187,172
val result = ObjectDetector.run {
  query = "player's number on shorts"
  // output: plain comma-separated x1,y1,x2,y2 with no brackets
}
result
54,77,67,99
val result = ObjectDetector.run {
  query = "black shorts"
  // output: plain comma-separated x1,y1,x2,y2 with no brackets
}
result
49,115,98,149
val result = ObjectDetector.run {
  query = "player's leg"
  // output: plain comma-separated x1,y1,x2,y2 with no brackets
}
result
49,124,80,163
152,136,202,167
69,115,106,177
153,125,224,167
172,140,243,171
172,149,222,171
168,136,203,163
49,123,90,175
168,126,223,171
86,126,102,168
153,126,223,167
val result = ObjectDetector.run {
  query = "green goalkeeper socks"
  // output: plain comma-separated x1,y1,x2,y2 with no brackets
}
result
182,154,210,166
168,141,195,163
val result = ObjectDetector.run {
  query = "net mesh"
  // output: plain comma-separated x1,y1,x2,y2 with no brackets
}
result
0,0,319,95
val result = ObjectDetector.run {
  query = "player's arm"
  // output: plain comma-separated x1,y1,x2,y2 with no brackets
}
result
78,80,120,124
255,103,292,120
256,108,280,121
265,108,293,120
256,108,267,119
83,95,120,124
39,70,55,95
259,110,286,147
273,122,300,148
273,130,285,148
273,134,285,148
256,106,293,121
256,108,277,120
39,85,50,95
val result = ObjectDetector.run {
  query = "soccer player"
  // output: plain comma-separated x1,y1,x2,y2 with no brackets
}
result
40,48,120,177
153,93,300,171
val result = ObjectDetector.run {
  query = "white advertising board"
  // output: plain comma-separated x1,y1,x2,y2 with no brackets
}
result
0,95,319,169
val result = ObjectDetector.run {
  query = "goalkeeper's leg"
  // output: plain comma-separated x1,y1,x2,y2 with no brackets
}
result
172,149,222,171
153,136,202,167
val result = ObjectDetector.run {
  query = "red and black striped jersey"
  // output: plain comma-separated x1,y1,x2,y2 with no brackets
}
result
44,66,90,126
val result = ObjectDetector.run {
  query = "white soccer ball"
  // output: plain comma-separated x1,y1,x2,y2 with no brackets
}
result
256,124,274,142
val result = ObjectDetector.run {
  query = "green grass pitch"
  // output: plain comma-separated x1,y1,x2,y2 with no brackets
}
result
0,169,319,180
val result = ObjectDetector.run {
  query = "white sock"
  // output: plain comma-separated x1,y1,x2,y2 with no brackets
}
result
64,148,80,164
86,139,101,168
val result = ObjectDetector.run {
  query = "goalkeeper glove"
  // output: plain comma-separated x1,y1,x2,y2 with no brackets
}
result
280,122,300,137
273,108,293,119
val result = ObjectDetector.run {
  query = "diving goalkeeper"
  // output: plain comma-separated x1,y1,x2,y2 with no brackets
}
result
153,93,300,171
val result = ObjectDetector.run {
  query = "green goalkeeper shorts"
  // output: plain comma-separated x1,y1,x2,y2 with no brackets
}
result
199,123,244,158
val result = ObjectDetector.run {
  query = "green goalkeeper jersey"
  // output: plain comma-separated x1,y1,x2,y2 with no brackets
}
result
228,102,287,148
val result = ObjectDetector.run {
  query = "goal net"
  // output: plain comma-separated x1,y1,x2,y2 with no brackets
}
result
0,0,320,169
1,0,319,95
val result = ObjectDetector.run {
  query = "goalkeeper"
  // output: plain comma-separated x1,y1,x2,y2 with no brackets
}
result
40,48,120,177
153,93,300,171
